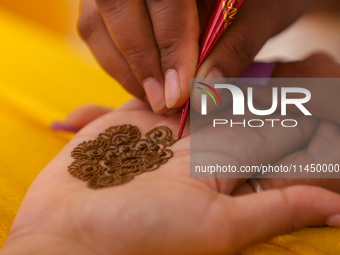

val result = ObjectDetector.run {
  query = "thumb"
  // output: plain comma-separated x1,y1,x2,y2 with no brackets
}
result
213,186,340,254
50,104,112,132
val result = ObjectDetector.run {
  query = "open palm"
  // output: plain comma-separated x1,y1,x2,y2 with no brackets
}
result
3,99,340,255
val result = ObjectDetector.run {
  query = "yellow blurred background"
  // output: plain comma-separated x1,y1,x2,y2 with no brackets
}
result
1,0,340,254
0,0,131,248
0,0,72,33
0,0,83,47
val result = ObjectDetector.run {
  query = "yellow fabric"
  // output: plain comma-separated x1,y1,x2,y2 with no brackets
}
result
0,0,69,34
243,228,340,255
0,4,339,254
0,8,131,247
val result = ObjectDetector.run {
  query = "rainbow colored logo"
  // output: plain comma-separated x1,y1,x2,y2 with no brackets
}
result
196,82,223,107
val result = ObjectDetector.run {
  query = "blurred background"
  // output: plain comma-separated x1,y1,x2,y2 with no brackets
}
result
0,0,89,58
0,0,130,246
0,0,340,249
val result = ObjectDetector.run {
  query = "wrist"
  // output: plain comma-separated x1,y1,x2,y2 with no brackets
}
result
1,234,97,255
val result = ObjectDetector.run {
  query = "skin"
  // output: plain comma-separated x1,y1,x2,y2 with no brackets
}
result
2,94,340,254
234,53,340,194
77,0,321,113
66,53,340,195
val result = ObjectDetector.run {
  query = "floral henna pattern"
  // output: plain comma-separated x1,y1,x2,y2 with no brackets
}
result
98,124,140,146
71,139,109,160
146,126,177,146
68,159,105,181
68,125,178,189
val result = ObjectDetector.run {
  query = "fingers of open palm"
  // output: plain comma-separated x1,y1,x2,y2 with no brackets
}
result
145,0,200,109
234,178,340,196
78,0,145,99
194,108,318,170
210,186,340,254
64,104,113,128
250,54,340,125
233,121,340,195
271,121,340,190
63,99,175,129
65,99,168,132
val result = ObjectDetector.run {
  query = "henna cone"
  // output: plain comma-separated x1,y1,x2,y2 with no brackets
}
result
178,0,245,139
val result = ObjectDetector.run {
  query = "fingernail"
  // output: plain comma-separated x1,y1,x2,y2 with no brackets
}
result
165,69,181,108
206,68,224,79
327,214,340,227
191,69,224,114
50,121,80,132
239,62,277,87
205,69,224,111
143,78,166,112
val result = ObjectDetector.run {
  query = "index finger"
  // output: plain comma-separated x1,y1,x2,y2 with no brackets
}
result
95,0,166,113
